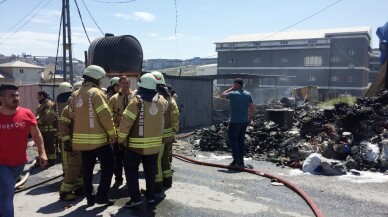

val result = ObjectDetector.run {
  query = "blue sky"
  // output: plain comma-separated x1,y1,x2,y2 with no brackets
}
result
0,0,387,60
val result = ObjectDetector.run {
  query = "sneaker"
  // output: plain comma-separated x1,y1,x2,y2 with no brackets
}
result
60,191,76,201
125,199,143,208
112,180,123,189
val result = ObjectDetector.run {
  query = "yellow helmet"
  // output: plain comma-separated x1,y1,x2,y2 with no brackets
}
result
58,82,72,94
138,73,157,90
83,65,106,80
151,71,166,85
72,81,83,92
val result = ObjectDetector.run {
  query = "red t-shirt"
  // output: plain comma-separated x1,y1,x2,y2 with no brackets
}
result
0,107,37,166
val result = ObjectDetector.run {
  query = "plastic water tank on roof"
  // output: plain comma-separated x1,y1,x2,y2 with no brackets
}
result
88,34,143,73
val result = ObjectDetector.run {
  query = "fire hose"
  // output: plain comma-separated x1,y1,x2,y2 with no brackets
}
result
173,153,324,217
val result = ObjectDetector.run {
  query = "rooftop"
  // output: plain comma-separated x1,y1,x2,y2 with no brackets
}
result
217,26,372,43
0,60,44,69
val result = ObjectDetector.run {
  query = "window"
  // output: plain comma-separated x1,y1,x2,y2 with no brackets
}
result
280,76,288,81
348,76,354,82
229,43,235,49
331,56,340,63
349,63,355,69
308,76,316,81
348,50,356,56
281,57,288,63
19,69,24,73
331,76,339,82
280,41,288,45
307,40,317,47
254,42,260,46
229,59,235,64
304,56,322,66
253,57,261,63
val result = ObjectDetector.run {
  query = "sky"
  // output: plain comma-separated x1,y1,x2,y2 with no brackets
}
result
0,0,387,61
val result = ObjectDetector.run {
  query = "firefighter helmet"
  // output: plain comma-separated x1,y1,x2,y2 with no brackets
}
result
151,71,166,85
138,73,157,90
83,65,106,80
72,81,83,92
110,77,120,86
101,87,107,94
58,82,72,94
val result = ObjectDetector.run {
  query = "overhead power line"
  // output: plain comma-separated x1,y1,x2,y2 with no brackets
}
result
80,0,104,35
90,0,135,3
0,0,46,40
260,0,344,41
0,0,52,46
73,0,91,43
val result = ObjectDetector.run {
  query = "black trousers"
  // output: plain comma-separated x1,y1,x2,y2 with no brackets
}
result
82,145,114,199
113,144,125,182
124,149,157,201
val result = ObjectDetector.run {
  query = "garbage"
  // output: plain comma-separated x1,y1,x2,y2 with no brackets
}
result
302,153,322,173
181,89,388,174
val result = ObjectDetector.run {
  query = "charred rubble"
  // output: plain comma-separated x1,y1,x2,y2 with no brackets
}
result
187,90,388,174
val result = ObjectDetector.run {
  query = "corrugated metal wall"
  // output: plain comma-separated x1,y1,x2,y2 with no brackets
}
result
165,77,213,130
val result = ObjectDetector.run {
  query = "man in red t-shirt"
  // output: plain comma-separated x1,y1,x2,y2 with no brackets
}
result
0,84,48,217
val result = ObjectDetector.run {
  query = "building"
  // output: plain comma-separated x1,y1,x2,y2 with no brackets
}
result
215,27,372,98
369,49,381,83
143,57,217,71
0,60,44,85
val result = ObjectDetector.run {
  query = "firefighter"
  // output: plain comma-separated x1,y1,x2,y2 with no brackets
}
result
167,84,180,163
56,82,72,173
118,73,167,208
151,71,179,192
58,81,84,201
68,65,117,206
108,75,133,189
36,90,57,166
106,77,120,100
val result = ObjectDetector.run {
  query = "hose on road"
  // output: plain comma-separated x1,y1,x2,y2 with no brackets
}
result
173,153,324,217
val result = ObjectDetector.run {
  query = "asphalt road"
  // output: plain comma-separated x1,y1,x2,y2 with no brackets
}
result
14,144,388,217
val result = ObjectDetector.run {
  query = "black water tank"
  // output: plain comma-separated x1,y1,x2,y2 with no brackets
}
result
88,35,143,73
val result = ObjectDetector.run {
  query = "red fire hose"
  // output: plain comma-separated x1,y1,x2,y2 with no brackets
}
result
173,153,324,217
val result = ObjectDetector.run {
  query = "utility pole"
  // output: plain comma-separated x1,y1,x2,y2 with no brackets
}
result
62,0,73,84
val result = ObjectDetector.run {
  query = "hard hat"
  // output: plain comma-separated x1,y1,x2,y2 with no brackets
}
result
101,87,107,93
83,65,106,80
151,71,166,85
72,81,83,92
138,73,157,90
110,77,120,86
58,82,72,94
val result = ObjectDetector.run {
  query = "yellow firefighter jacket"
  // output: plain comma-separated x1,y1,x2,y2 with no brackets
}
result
108,91,133,127
36,99,57,132
118,93,167,155
159,95,180,143
58,104,73,142
66,82,116,151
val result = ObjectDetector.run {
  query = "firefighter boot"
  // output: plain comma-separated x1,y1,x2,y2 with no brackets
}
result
163,177,172,188
155,182,163,193
60,191,76,201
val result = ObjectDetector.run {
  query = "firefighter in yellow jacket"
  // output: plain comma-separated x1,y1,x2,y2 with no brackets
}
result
118,73,167,208
58,81,84,201
108,75,133,189
56,82,72,173
67,65,117,206
36,90,57,166
151,71,179,192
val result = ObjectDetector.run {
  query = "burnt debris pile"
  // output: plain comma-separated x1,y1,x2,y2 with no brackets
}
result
188,90,388,174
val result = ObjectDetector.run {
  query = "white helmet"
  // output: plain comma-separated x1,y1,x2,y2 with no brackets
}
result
58,82,72,94
101,87,107,94
110,77,120,86
151,71,166,85
83,65,106,80
72,81,83,92
138,73,157,90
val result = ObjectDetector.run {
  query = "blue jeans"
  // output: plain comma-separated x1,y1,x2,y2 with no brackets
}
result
228,122,248,165
0,164,25,217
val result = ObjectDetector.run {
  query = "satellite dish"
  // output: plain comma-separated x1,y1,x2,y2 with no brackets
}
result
43,63,56,82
